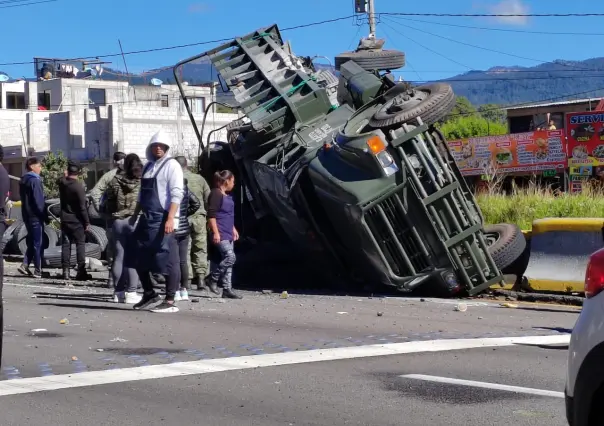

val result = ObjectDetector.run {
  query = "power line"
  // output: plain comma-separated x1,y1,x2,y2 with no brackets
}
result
388,16,604,37
0,0,56,8
384,17,601,73
381,12,604,18
381,21,473,70
0,15,355,67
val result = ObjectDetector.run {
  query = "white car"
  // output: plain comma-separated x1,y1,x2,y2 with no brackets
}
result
566,247,604,426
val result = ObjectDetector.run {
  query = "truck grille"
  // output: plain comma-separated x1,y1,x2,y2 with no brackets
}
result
364,194,431,277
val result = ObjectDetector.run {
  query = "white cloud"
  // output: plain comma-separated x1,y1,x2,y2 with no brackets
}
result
488,0,530,25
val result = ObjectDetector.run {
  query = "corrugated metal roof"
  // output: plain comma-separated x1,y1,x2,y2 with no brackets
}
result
505,98,598,111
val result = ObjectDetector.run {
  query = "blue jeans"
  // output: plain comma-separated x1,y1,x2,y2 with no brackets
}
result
24,221,43,273
209,241,236,290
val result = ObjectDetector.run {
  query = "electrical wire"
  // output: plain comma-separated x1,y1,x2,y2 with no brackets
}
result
0,0,55,8
381,12,604,18
384,17,603,74
381,21,473,70
0,15,355,67
387,16,604,37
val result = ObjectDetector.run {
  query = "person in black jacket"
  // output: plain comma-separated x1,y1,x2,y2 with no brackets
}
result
18,157,47,278
0,146,10,367
58,161,91,281
173,177,201,302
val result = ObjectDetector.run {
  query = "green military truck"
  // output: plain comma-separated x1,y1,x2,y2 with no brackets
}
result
174,24,526,297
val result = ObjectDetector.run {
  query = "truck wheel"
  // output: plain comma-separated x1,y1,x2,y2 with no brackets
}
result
484,224,526,272
335,49,405,71
369,83,456,128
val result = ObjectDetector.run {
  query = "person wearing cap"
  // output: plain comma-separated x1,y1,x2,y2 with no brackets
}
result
89,151,126,288
58,161,91,281
129,130,184,313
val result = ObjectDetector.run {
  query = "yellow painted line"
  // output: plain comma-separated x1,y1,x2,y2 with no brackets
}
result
526,278,584,293
521,229,532,239
532,218,604,235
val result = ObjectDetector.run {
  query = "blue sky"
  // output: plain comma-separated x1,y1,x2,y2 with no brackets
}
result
3,0,604,81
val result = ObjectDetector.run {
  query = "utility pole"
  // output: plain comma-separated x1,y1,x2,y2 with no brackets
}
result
367,0,376,40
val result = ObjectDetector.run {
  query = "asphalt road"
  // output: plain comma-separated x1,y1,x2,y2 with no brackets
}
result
0,263,578,426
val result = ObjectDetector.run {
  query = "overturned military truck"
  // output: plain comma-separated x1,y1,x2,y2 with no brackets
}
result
173,24,527,297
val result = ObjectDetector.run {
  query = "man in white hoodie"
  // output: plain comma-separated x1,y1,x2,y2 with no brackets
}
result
129,130,184,313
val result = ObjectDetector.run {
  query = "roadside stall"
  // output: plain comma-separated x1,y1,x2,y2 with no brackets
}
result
565,111,604,193
447,130,567,192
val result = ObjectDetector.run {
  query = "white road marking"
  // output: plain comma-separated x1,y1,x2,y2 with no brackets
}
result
0,334,569,397
401,374,564,399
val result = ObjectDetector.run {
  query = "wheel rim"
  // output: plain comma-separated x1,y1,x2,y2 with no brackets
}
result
484,232,500,247
373,88,430,121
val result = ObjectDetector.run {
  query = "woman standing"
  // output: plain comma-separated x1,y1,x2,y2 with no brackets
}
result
206,170,242,299
104,153,143,304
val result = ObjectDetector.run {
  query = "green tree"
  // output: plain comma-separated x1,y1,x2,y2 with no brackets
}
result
444,96,477,122
40,151,88,199
439,116,508,140
216,104,235,113
478,104,507,124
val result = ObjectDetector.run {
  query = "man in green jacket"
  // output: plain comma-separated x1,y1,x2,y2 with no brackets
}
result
175,156,210,290
88,151,126,288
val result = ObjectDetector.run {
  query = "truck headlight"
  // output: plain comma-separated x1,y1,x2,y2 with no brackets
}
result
367,136,399,176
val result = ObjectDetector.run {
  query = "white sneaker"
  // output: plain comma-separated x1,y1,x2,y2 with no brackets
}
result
150,301,179,313
174,291,182,302
179,289,189,301
113,291,125,303
124,292,142,304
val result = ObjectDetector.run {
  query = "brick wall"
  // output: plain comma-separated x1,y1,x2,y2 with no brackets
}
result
0,110,50,151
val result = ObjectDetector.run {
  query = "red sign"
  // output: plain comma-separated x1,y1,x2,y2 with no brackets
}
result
566,112,604,167
447,130,567,176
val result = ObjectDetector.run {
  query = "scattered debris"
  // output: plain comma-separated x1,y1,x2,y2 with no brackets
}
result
454,303,468,312
59,318,69,325
71,356,78,361
377,312,384,317
280,291,289,299
262,290,272,295
191,298,200,303
30,329,47,333
337,312,348,315
96,348,104,352
500,303,518,309
110,337,128,343
30,295,37,299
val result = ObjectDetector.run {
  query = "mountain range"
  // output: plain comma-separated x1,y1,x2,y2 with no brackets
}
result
12,56,604,107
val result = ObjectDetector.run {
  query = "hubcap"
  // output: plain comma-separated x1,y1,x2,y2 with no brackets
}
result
380,88,428,117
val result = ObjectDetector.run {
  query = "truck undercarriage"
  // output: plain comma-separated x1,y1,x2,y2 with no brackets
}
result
174,24,527,296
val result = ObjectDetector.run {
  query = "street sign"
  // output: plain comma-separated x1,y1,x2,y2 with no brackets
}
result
542,170,557,177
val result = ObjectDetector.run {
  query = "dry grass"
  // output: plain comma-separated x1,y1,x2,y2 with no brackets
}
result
476,182,604,230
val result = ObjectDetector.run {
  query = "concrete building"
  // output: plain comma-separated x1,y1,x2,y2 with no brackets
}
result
0,77,239,199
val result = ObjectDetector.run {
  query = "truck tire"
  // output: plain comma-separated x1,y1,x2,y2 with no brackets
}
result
85,225,108,252
42,243,102,269
335,49,406,71
369,83,456,128
9,222,25,254
16,224,59,255
484,223,526,272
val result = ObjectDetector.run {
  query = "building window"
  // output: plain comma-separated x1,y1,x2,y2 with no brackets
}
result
88,88,106,107
38,91,51,110
183,97,206,114
6,92,26,109
161,94,169,108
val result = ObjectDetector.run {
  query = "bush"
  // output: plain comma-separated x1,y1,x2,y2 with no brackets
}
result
439,115,508,140
40,151,88,199
476,184,604,230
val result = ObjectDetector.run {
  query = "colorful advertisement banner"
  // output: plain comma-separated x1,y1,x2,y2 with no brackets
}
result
566,112,604,168
447,130,567,176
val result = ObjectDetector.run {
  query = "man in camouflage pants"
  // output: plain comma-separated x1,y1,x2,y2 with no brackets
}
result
175,156,211,290
88,152,126,288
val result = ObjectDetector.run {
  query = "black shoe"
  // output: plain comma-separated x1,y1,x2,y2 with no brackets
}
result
207,279,220,295
133,293,162,310
62,268,71,280
222,288,242,299
75,267,92,281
